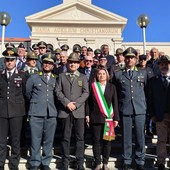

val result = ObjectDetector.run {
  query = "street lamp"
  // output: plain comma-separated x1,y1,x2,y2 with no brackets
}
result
137,14,150,54
0,12,11,54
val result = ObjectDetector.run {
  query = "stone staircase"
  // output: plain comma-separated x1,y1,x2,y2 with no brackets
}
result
4,125,170,170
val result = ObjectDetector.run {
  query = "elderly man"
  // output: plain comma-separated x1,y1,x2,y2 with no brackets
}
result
54,51,68,75
26,54,57,170
56,52,89,170
148,55,170,170
78,55,95,84
146,48,160,75
113,47,148,170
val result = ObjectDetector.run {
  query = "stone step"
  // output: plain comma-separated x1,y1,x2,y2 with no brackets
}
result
5,144,170,170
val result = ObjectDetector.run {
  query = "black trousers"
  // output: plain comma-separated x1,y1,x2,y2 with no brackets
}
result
0,117,23,169
60,114,85,167
91,123,111,165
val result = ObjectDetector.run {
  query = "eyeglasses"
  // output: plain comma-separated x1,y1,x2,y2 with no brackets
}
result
85,60,93,63
5,58,15,62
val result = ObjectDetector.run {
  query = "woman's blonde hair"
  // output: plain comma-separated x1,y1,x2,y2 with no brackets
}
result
94,67,110,82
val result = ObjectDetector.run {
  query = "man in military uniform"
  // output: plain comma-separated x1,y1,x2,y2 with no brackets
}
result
113,47,148,170
56,52,89,170
26,54,57,170
61,44,69,52
109,48,125,81
32,44,40,56
24,52,39,79
37,41,47,71
0,49,26,170
20,52,39,151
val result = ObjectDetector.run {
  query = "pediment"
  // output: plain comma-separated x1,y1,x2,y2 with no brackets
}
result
26,1,127,23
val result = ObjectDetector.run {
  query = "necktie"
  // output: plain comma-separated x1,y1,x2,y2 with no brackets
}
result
30,68,34,74
45,74,49,83
63,65,67,73
8,71,12,80
17,60,23,70
86,69,90,80
128,70,133,78
163,76,169,88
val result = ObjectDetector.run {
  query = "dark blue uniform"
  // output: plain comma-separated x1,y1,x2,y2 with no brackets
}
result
113,67,147,166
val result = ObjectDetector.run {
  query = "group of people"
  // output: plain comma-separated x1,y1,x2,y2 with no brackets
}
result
0,41,169,170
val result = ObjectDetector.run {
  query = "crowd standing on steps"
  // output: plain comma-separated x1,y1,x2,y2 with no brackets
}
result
0,41,169,170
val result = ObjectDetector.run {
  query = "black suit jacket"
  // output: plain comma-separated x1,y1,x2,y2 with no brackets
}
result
78,67,95,84
86,82,119,123
147,75,170,122
0,69,26,118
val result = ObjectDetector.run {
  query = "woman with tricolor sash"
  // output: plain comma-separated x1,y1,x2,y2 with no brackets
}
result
86,67,119,170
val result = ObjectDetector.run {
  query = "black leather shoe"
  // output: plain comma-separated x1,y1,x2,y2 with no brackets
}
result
123,164,132,170
60,166,68,170
41,165,51,170
0,166,4,170
30,166,39,170
136,164,145,170
158,164,165,170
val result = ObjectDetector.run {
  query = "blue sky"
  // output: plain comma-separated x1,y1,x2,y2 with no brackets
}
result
0,0,170,42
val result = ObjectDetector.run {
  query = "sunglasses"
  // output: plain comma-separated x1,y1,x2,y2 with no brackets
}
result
139,58,147,61
85,60,93,63
5,58,15,62
39,47,46,49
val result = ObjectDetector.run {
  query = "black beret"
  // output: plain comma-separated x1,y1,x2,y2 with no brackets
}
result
18,42,25,49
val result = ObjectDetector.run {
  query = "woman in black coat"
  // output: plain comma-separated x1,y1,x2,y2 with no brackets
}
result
86,67,119,170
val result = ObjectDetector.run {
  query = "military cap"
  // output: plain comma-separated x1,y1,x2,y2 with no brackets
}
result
3,49,18,59
123,47,137,57
5,42,15,50
27,52,38,60
61,44,69,51
99,55,107,60
42,53,54,63
87,47,93,52
139,54,147,61
73,44,81,49
54,48,61,54
37,41,47,48
93,56,99,61
68,52,80,62
94,49,102,55
115,48,123,55
47,44,53,51
18,42,25,49
32,44,39,49
158,55,170,64
73,46,81,53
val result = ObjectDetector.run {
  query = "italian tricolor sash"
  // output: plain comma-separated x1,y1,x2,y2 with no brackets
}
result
92,82,115,141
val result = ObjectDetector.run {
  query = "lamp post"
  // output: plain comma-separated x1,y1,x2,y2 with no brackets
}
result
0,12,11,55
137,14,150,55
